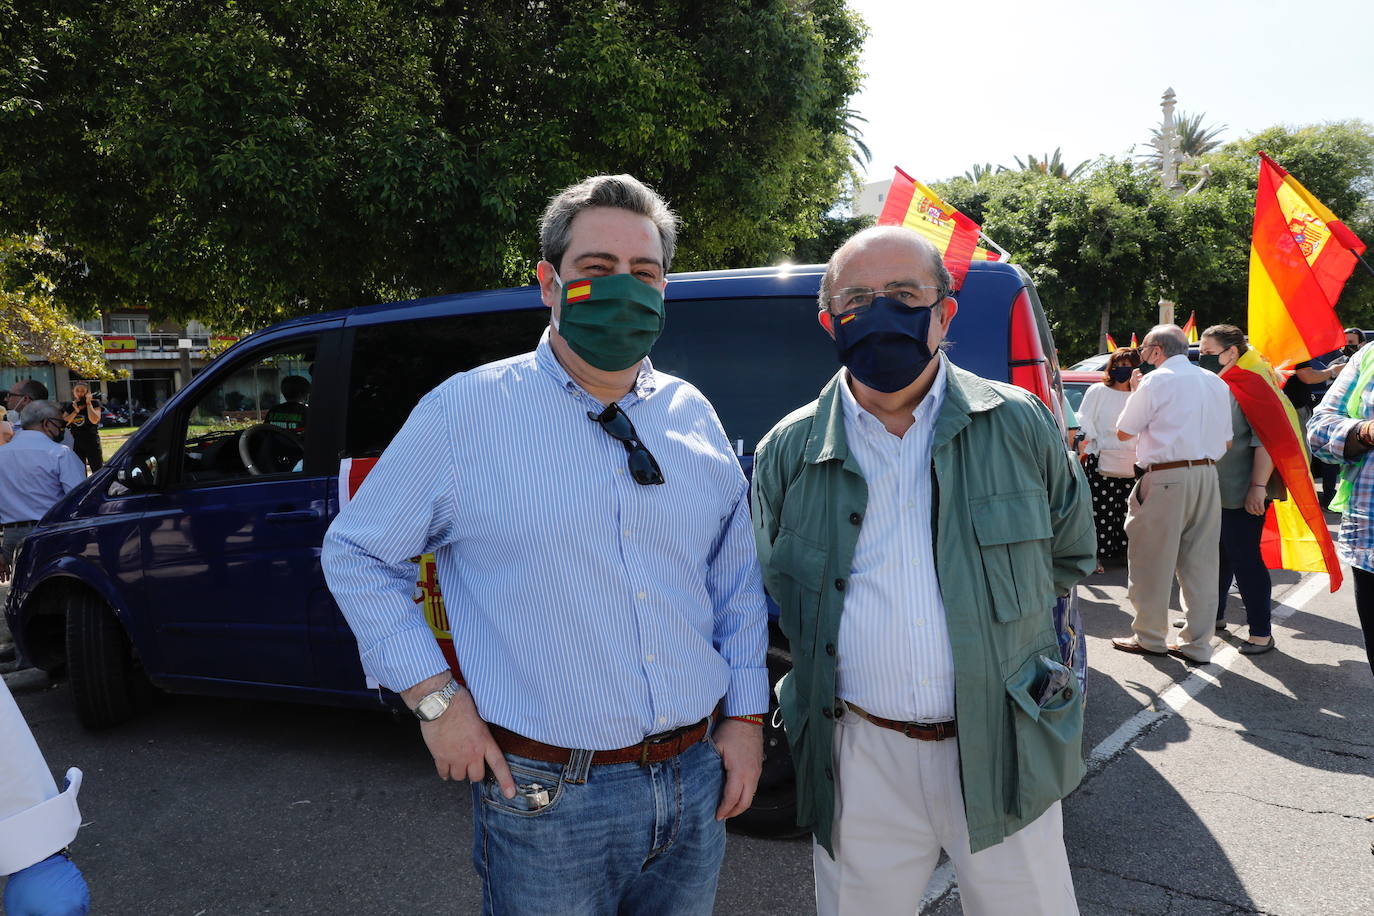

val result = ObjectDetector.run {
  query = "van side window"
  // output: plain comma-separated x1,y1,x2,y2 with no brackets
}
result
346,308,549,458
651,297,837,454
180,341,317,483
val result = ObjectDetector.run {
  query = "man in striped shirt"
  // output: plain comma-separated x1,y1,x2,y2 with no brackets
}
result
322,174,767,915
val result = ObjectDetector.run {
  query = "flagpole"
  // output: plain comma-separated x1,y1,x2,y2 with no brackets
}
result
1355,251,1374,281
978,230,1011,262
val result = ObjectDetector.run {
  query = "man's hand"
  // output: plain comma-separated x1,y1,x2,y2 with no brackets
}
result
712,718,763,821
1244,485,1267,516
401,674,515,798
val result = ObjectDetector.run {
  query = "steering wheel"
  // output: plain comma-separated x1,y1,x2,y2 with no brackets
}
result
238,423,305,476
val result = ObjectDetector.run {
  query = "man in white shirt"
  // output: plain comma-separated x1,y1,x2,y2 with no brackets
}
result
1112,325,1231,663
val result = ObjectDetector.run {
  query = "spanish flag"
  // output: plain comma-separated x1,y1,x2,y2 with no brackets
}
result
1221,349,1341,590
877,167,999,289
1130,332,1139,348
566,280,593,303
1105,334,1118,353
1181,311,1198,344
1249,152,1366,371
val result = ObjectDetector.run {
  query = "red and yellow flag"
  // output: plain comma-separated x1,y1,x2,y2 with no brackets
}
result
1105,334,1118,353
877,167,999,289
1249,151,1366,370
1129,332,1139,348
1181,311,1198,344
1221,349,1341,590
103,335,136,354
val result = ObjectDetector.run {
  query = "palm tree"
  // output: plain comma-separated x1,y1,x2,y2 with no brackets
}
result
1141,111,1227,166
842,108,872,171
963,162,1005,183
1011,148,1089,180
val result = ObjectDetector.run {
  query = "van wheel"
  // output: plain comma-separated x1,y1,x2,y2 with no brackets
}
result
65,592,142,728
728,645,805,837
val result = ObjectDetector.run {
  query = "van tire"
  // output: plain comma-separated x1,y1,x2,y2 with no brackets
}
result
65,592,140,728
728,645,805,838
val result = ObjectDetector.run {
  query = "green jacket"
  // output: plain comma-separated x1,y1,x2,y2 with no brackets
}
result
751,360,1096,855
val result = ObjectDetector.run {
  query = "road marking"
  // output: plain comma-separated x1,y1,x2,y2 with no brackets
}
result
922,571,1331,913
1088,572,1329,769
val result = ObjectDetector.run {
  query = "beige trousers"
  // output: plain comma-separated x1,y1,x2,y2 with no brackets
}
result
1123,464,1221,660
814,710,1079,916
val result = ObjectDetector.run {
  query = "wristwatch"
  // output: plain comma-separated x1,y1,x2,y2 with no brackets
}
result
412,679,460,721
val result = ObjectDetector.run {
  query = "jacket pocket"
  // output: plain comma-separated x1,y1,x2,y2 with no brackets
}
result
1004,652,1085,820
769,528,827,647
970,490,1055,622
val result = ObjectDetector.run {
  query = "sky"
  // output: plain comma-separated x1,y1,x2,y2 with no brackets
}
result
845,0,1374,188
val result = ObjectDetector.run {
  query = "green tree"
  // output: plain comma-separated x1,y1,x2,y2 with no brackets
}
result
0,0,865,334
1010,148,1090,181
0,237,119,379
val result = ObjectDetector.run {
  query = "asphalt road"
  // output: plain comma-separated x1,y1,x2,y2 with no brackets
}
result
7,556,1373,915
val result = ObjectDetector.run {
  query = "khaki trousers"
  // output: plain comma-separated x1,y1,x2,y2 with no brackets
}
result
814,709,1079,916
1123,464,1221,660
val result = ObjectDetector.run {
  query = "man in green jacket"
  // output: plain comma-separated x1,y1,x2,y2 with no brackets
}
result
752,227,1095,915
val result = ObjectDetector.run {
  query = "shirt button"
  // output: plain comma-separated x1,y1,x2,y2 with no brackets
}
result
637,591,646,600
849,512,862,525
921,677,929,686
623,529,631,537
658,715,667,724
916,619,925,627
834,578,846,592
616,468,625,475
825,643,836,657
822,707,833,719
645,654,655,663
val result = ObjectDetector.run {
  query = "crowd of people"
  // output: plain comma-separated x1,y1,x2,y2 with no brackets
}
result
5,172,1374,915
1075,323,1374,672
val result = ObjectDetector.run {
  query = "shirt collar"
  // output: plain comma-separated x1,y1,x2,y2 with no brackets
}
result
534,328,659,402
838,357,948,436
1161,353,1192,369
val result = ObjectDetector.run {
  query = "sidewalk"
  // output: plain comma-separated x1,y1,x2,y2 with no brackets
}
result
931,570,1374,915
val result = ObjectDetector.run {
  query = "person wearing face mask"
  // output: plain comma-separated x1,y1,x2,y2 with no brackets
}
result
0,401,86,586
1112,325,1232,664
1076,348,1143,571
1196,326,1279,653
752,227,1095,915
322,174,767,915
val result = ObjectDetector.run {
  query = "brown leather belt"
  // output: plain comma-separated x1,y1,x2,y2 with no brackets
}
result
488,718,710,766
1145,458,1215,473
844,702,957,741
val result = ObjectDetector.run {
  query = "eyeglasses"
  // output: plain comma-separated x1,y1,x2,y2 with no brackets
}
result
587,403,665,486
827,283,944,317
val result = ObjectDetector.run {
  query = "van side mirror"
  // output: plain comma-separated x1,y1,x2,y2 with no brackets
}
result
116,455,159,491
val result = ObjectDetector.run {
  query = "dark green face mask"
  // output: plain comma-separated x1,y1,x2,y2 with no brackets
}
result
554,272,666,371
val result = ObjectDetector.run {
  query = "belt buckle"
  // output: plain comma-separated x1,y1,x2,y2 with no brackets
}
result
901,721,925,739
638,728,673,766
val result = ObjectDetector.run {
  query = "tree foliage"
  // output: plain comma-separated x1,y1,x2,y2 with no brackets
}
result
0,237,121,379
0,0,865,333
936,121,1374,363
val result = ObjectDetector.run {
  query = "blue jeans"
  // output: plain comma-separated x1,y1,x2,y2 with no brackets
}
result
471,737,726,915
3,854,91,915
1217,507,1272,637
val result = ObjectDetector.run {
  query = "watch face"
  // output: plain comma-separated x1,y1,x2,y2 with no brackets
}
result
416,694,447,721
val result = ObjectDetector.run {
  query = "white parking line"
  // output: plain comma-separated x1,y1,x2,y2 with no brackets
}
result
1087,571,1329,769
922,571,1331,912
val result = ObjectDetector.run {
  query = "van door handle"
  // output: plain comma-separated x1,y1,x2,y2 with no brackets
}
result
265,509,321,525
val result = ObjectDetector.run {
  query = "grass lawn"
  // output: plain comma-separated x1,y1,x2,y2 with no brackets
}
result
98,423,221,461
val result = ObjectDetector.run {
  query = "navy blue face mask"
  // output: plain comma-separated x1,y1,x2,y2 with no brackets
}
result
832,297,936,393
1108,366,1134,384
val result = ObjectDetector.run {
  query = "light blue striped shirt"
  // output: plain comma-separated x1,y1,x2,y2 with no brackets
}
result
836,361,956,721
322,331,768,750
0,430,87,524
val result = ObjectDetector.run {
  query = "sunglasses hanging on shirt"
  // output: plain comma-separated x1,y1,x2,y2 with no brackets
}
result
587,403,665,486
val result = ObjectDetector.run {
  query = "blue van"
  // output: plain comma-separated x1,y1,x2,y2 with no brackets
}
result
4,259,1075,834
